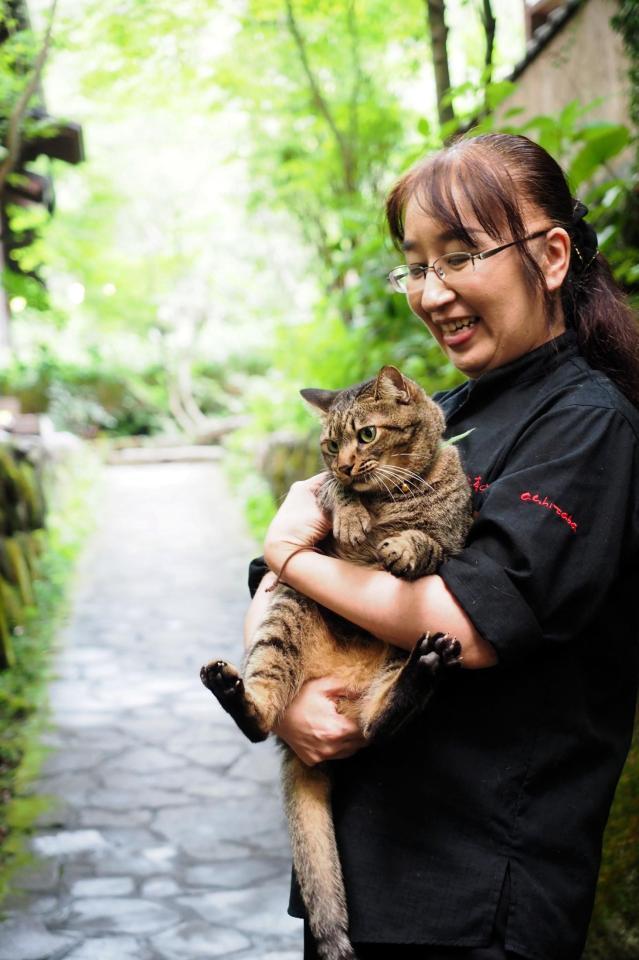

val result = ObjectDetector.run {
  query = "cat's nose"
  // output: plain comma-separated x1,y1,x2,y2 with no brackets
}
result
339,463,354,476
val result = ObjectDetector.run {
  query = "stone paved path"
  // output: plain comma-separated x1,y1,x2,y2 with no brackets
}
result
0,462,302,960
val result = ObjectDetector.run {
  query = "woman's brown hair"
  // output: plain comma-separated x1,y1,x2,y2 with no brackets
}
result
386,133,639,407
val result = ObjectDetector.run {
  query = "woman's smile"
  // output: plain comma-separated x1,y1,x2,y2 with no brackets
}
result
438,316,480,347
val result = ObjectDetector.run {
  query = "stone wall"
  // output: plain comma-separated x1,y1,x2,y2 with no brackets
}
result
0,440,46,668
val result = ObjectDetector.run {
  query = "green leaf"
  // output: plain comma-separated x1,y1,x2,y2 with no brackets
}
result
441,428,475,448
559,99,588,129
568,126,631,188
485,80,517,110
440,117,460,141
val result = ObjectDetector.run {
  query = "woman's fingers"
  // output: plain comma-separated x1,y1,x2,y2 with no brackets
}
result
273,676,366,766
264,474,332,571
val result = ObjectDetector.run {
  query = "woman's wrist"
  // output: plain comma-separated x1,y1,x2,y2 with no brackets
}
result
262,474,332,576
264,536,310,577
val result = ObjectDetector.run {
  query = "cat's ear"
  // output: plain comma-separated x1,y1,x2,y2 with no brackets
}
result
300,388,337,414
373,365,411,405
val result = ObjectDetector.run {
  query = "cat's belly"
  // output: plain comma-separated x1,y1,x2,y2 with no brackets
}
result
302,620,397,695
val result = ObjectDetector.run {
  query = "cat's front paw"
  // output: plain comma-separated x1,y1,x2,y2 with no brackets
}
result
333,504,371,546
377,533,418,578
410,631,463,674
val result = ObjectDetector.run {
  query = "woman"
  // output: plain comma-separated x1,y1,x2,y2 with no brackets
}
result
246,134,639,960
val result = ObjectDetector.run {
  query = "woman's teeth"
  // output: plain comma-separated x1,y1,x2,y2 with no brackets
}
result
441,317,479,334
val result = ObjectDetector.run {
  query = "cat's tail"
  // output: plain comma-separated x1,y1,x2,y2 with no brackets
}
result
282,750,357,960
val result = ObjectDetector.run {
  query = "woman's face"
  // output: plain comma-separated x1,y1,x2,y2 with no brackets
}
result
402,194,566,378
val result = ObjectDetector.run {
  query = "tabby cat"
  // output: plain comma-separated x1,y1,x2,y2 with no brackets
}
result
200,365,473,960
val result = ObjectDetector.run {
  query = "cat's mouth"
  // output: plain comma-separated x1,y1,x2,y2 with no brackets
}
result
350,467,376,490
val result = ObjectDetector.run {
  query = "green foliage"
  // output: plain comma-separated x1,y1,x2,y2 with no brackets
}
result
0,348,167,436
612,1,639,135
584,714,639,960
55,0,214,107
0,14,38,151
213,0,424,331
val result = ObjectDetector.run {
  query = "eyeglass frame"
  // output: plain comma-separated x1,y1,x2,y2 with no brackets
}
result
387,229,550,293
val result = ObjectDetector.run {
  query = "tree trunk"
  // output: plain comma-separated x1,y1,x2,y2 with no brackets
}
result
424,0,454,129
0,242,11,356
481,0,497,89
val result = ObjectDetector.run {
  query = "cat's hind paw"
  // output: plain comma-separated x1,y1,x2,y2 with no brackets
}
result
200,659,242,696
199,660,269,743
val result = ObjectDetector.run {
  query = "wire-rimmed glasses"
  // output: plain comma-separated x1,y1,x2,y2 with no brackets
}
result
388,229,549,294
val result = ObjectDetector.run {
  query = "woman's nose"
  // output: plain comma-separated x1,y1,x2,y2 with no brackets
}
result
418,271,456,313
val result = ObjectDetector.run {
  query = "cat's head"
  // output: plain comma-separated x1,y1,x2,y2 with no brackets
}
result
300,366,445,494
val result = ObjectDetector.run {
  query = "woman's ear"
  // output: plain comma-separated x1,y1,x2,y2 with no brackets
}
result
542,227,571,292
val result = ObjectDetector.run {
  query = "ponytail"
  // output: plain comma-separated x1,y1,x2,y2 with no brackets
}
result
563,251,639,407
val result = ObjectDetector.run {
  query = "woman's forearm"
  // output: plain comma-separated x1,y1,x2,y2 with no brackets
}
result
264,544,497,669
243,571,277,651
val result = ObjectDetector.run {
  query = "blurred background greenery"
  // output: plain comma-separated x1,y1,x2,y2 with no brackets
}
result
0,0,637,953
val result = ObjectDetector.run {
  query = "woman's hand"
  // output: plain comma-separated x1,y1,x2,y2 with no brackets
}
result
264,473,332,575
273,677,367,766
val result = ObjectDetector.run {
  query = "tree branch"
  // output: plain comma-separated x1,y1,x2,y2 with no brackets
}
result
346,0,362,185
283,0,356,192
0,0,58,193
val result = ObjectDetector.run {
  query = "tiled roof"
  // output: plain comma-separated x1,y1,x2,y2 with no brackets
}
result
510,0,585,81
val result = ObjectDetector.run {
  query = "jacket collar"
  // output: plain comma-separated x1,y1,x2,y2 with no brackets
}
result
466,330,578,396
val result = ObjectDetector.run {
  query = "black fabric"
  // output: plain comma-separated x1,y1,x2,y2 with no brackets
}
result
248,333,639,960
303,867,521,958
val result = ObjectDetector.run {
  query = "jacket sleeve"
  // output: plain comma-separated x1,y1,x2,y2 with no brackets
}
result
439,403,639,664
248,555,269,598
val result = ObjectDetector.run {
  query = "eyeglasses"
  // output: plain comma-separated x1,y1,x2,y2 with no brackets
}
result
388,229,549,294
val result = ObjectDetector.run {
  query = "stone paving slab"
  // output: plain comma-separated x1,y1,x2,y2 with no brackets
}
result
0,462,302,959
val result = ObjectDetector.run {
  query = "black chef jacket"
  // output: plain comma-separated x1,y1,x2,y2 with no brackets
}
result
247,332,639,960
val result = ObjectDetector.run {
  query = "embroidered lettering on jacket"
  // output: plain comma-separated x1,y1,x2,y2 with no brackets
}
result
468,474,489,493
520,491,578,532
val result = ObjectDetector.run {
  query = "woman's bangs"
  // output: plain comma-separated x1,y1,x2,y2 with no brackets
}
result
416,149,523,244
387,142,526,247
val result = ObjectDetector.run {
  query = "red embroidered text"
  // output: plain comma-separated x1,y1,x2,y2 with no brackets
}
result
468,474,489,493
520,491,578,532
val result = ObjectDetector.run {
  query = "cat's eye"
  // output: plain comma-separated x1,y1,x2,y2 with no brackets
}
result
357,426,377,444
326,439,339,454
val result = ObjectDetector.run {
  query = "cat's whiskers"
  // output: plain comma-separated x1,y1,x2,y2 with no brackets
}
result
376,466,422,499
325,476,342,496
377,465,432,495
385,464,435,493
371,470,397,502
